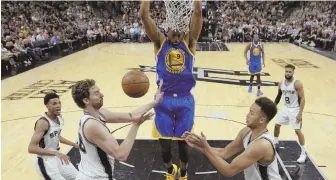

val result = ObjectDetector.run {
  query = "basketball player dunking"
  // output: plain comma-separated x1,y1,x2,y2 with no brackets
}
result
274,64,307,163
244,34,265,96
71,79,163,180
182,97,282,180
28,93,79,180
140,1,202,179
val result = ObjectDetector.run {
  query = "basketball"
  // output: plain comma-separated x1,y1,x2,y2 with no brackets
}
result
121,70,150,98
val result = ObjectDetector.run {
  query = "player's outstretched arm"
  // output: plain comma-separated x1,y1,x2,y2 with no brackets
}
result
60,136,79,148
140,0,165,47
28,119,61,156
187,0,202,53
204,139,272,177
85,119,141,162
211,127,249,160
274,81,282,104
98,80,164,123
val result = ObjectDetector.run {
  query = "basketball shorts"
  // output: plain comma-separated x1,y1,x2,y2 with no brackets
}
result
34,155,78,180
75,172,116,180
248,63,262,75
276,107,302,130
152,92,195,140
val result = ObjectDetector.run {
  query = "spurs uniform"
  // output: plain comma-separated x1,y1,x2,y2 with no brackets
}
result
76,113,115,180
34,113,78,180
277,78,302,129
243,131,282,180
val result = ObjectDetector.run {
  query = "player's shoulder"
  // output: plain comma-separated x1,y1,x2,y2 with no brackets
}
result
253,138,274,150
294,79,303,88
83,118,107,133
34,117,50,131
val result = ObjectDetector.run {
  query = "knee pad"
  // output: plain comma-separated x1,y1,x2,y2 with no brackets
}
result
178,140,190,163
159,139,172,163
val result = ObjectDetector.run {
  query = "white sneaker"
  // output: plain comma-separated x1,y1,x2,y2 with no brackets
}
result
297,153,307,164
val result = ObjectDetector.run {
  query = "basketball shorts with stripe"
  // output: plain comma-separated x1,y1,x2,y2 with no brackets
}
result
34,156,78,180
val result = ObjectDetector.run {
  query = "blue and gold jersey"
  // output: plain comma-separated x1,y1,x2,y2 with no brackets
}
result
249,42,262,64
155,39,196,93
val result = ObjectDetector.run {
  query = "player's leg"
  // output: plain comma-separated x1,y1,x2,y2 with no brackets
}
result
159,139,177,175
248,74,255,93
289,109,307,163
274,108,290,151
152,96,177,178
35,156,66,180
248,65,255,93
256,73,263,95
255,64,263,96
174,94,195,179
177,140,189,178
58,157,78,180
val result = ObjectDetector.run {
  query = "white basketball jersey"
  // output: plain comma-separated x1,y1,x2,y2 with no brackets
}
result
36,113,64,153
280,78,300,108
78,112,115,179
243,131,282,180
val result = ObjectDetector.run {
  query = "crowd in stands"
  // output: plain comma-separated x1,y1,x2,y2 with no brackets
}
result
1,1,336,78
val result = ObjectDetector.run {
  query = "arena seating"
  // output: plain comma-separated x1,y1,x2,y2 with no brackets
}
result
1,1,335,79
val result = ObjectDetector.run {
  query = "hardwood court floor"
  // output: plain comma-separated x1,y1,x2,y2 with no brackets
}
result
1,43,335,179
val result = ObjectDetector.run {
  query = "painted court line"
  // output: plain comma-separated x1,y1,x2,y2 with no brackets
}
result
195,171,218,175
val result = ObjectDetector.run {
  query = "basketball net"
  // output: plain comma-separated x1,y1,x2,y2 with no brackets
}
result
163,0,194,33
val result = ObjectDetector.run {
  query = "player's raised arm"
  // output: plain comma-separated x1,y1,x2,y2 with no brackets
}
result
140,0,165,47
187,0,202,50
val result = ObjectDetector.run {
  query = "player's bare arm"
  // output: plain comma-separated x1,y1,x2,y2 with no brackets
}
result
295,80,305,122
261,44,265,67
204,139,273,177
98,105,154,124
98,82,163,123
244,43,251,65
28,119,70,164
59,136,79,148
274,80,282,104
84,119,141,162
28,119,58,156
211,127,250,160
185,0,202,54
140,0,165,49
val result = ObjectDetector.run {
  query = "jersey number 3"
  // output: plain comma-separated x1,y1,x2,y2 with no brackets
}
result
285,97,290,104
78,133,86,153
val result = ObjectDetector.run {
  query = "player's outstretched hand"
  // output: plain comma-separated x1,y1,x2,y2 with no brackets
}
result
154,80,164,104
134,112,155,126
56,152,71,165
182,131,210,152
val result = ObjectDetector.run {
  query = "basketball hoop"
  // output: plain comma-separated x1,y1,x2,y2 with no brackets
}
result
163,0,194,33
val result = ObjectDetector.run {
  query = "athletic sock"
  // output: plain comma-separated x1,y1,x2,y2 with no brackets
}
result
274,137,279,144
300,145,306,154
